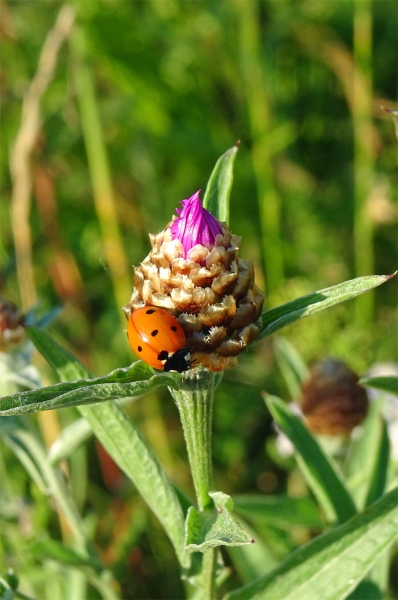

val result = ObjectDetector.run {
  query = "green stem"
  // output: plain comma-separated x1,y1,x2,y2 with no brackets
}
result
201,548,217,600
170,368,215,511
169,368,217,598
353,0,374,326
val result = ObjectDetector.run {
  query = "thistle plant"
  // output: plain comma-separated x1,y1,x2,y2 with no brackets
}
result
125,189,264,372
0,145,397,600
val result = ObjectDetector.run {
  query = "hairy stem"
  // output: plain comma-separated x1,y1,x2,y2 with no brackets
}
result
170,368,215,511
169,368,218,598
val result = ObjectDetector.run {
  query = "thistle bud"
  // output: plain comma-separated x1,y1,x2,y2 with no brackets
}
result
300,358,368,436
0,298,25,350
124,191,264,372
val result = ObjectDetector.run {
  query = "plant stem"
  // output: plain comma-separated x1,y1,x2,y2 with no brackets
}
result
201,548,217,600
353,0,375,326
170,368,215,511
169,367,217,598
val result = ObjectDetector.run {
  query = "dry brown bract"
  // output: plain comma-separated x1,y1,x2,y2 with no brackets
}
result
124,220,264,372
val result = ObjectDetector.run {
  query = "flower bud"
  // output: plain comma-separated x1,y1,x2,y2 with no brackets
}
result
124,191,264,372
300,358,368,435
0,298,25,350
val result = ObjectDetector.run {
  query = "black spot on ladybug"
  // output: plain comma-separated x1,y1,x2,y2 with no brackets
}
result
171,326,177,332
146,308,156,314
151,329,159,337
157,350,169,361
126,332,129,340
137,346,143,353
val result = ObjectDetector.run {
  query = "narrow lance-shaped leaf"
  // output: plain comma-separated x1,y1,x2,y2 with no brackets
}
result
224,487,398,600
360,375,398,396
365,420,390,508
21,326,190,569
258,274,396,341
0,327,180,415
0,377,181,416
273,336,310,400
48,417,93,465
233,494,323,530
203,142,239,223
48,396,137,465
264,394,357,524
79,401,190,569
345,399,387,510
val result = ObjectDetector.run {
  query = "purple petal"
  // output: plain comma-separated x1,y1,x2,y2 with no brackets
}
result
170,191,223,258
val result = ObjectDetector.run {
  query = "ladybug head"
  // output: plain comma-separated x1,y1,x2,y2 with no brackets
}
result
163,348,193,373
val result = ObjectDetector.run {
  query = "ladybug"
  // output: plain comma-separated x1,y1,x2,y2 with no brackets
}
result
127,306,191,372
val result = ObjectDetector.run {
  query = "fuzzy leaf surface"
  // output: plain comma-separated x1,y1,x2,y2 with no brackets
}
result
265,395,357,523
185,491,253,553
79,401,190,568
224,487,398,600
259,274,395,341
17,326,190,568
203,143,239,223
0,327,180,415
0,375,179,415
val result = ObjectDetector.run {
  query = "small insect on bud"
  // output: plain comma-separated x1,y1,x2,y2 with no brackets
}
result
0,298,25,350
124,191,264,372
300,358,368,436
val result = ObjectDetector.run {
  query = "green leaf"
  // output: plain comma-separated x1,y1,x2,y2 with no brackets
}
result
368,548,392,600
264,395,357,524
48,417,93,465
359,375,398,396
346,579,383,600
365,420,390,508
258,274,395,341
233,494,323,530
0,327,180,415
23,325,190,569
273,337,309,400
345,399,389,510
27,326,92,379
223,487,398,600
228,519,278,583
0,570,18,592
30,539,100,570
203,142,239,223
0,374,179,415
185,491,253,553
79,402,190,568
4,426,91,549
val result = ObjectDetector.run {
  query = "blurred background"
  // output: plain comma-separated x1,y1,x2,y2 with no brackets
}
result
1,1,397,598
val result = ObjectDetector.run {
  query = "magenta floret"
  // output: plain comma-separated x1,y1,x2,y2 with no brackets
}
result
170,191,223,258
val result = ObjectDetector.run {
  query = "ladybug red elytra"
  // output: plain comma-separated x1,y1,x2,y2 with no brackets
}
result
127,307,191,372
